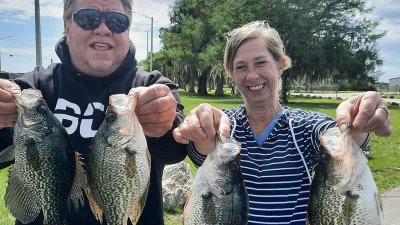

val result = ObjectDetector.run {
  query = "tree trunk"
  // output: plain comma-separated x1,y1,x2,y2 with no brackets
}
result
214,75,224,97
189,79,195,93
197,72,208,95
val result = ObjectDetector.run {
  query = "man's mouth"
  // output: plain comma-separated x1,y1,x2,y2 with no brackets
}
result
90,42,113,50
248,83,265,91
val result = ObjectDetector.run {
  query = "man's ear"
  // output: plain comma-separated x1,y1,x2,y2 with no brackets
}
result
64,20,70,36
64,20,71,44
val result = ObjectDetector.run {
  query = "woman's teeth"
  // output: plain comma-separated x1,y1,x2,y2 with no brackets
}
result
249,84,264,90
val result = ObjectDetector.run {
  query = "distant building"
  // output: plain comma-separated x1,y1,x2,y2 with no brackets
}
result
389,77,400,92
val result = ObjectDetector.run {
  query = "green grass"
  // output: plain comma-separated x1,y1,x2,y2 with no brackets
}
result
1,91,399,225
0,168,14,225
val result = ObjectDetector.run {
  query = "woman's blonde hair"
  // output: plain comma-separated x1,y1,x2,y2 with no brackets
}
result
223,21,292,77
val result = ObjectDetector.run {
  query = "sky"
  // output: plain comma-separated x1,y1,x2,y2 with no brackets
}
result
0,0,399,83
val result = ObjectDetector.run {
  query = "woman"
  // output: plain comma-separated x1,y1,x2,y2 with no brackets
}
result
173,21,392,224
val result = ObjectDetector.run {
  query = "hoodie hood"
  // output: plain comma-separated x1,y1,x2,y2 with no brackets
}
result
55,36,138,80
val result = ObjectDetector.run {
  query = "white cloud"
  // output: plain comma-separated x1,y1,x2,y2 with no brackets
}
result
2,0,396,82
366,0,400,82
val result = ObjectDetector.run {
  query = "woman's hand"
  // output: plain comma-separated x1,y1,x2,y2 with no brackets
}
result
336,91,392,138
173,103,231,155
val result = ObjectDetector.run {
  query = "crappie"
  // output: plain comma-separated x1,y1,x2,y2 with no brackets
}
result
307,126,382,225
87,92,151,225
0,89,86,225
184,133,248,225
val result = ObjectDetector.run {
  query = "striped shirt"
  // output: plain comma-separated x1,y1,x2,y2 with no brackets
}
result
188,106,369,225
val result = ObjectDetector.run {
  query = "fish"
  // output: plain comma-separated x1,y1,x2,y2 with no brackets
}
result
0,88,86,225
86,92,151,225
183,133,249,225
307,126,383,225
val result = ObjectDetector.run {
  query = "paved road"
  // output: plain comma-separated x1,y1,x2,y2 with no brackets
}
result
291,92,400,104
382,186,400,225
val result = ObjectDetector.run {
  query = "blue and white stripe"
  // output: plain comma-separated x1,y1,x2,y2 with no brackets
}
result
188,106,369,225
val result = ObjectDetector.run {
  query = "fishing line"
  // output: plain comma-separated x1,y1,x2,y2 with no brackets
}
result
229,113,237,139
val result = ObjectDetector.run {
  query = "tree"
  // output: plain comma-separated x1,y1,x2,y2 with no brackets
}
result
159,0,385,101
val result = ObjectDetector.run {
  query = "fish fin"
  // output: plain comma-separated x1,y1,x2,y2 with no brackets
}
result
5,166,41,224
375,192,384,221
341,190,359,223
67,152,87,212
125,152,137,178
125,146,137,154
25,138,40,171
146,149,151,168
128,178,150,225
86,186,104,224
0,145,15,164
183,189,192,224
201,191,212,199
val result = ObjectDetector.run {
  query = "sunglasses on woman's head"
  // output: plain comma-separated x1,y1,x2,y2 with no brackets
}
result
226,20,271,40
72,9,130,34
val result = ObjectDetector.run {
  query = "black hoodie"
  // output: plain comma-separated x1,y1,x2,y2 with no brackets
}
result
0,37,187,225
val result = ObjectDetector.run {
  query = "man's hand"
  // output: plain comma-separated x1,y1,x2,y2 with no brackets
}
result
129,84,177,137
0,79,20,128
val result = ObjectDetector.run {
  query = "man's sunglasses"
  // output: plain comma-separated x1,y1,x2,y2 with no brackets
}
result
72,9,130,34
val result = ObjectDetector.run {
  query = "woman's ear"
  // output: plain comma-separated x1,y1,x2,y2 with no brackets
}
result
278,57,286,75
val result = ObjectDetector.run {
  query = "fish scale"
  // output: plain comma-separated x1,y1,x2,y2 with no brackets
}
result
0,88,86,225
184,133,249,225
87,92,150,225
307,127,382,225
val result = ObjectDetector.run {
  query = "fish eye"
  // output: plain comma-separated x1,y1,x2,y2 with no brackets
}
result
106,113,117,123
320,154,330,163
36,105,47,115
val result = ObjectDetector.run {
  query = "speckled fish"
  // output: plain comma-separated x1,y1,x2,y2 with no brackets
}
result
0,89,86,225
184,133,248,225
87,92,151,225
307,126,383,225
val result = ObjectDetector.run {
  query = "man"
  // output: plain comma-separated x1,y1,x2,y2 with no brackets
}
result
0,0,187,224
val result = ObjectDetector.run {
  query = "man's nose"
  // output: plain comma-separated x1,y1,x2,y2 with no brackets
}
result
93,19,112,35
